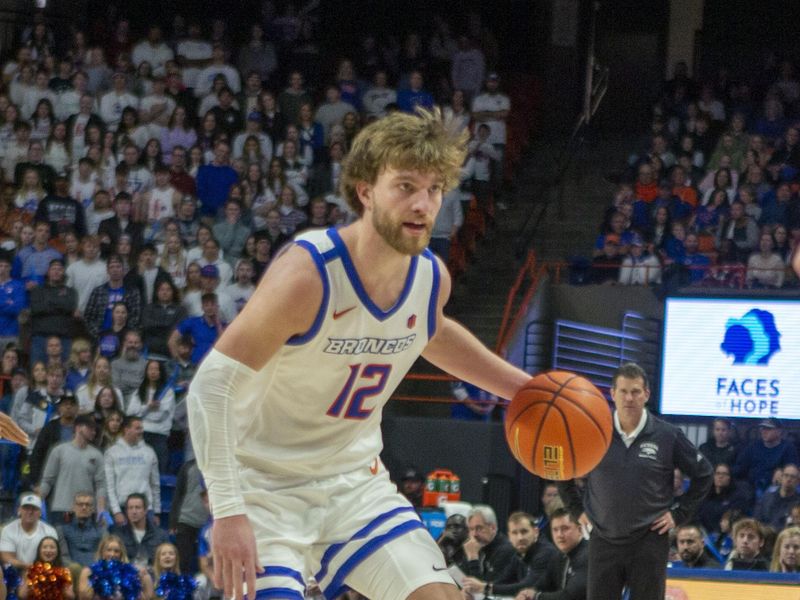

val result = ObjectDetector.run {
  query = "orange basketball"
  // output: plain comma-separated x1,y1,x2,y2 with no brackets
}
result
505,371,613,480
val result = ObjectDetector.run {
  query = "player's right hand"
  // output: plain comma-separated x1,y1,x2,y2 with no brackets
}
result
212,514,264,600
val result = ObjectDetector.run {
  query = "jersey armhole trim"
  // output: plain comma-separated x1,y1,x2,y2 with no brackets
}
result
286,240,330,346
424,249,440,341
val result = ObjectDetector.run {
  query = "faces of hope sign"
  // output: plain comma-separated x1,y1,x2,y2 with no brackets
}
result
660,297,800,419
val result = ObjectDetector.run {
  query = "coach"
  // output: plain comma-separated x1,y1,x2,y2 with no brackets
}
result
559,363,712,600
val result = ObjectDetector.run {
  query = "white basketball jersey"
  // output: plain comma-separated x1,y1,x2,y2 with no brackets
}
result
232,227,441,478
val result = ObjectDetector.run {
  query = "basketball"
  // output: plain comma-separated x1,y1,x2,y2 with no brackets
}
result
504,371,613,480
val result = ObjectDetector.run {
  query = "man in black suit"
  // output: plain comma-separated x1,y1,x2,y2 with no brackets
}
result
98,192,144,256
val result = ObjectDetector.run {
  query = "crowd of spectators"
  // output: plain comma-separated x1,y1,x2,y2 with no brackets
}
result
590,58,800,290
0,5,514,600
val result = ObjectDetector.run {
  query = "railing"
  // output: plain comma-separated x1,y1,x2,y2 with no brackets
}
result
545,260,796,290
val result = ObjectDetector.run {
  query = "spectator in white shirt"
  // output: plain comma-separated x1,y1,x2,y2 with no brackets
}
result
176,22,213,90
194,43,241,97
131,25,174,77
100,71,139,132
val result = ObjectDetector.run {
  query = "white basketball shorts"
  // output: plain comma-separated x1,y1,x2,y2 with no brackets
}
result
238,460,455,600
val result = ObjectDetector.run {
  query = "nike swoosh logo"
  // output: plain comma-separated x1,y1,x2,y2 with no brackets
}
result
432,565,448,571
333,306,357,319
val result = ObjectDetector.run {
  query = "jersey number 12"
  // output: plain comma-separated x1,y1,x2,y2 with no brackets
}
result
327,363,392,419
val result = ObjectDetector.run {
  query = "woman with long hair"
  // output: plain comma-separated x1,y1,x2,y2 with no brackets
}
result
127,359,174,473
160,106,196,164
76,355,122,414
141,279,185,357
187,145,204,178
65,338,93,391
18,536,73,600
140,138,164,174
196,112,219,157
14,168,46,218
276,185,307,235
96,302,130,358
158,231,187,288
180,262,202,311
98,407,124,451
44,121,71,175
115,107,148,153
769,526,800,573
29,98,55,142
92,386,124,426
240,134,269,172
78,535,152,600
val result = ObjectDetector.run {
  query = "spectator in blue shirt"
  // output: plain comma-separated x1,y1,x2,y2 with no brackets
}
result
397,70,434,113
169,292,225,365
18,220,63,288
0,250,27,348
735,418,799,496
195,141,238,221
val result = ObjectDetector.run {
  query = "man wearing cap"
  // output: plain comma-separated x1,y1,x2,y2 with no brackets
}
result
233,111,273,163
38,413,106,524
0,492,58,570
735,418,799,495
397,467,424,509
754,463,799,530
99,69,139,132
27,388,77,486
169,292,226,365
618,235,661,285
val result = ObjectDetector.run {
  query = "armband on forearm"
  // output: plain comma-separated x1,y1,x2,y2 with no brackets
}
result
187,348,258,517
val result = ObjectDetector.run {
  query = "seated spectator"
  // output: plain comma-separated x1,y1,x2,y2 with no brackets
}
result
104,415,161,523
16,536,73,599
670,164,698,208
437,514,468,567
57,492,108,568
770,526,800,573
590,236,622,284
699,418,738,467
514,508,588,600
755,463,799,532
724,518,770,571
110,493,169,569
77,534,153,599
698,463,753,537
459,505,518,596
0,492,57,570
693,189,729,236
633,163,659,203
170,292,225,365
747,231,785,288
38,414,105,525
716,200,759,262
735,418,799,495
618,235,661,285
671,524,721,568
490,512,556,598
111,330,147,400
126,358,174,474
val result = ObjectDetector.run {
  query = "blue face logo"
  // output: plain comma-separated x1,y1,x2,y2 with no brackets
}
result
721,309,781,365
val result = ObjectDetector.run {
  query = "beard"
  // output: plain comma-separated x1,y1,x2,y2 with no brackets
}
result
371,203,431,256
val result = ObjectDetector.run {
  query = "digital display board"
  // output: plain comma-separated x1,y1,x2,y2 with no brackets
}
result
660,297,800,420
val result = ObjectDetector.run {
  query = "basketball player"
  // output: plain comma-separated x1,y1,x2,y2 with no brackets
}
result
0,412,28,446
186,109,532,600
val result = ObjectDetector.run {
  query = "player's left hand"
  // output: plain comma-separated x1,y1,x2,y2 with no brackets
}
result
0,412,29,446
461,577,485,594
651,511,676,534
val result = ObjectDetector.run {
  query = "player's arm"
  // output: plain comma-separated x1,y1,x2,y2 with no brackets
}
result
186,244,322,600
422,256,530,400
